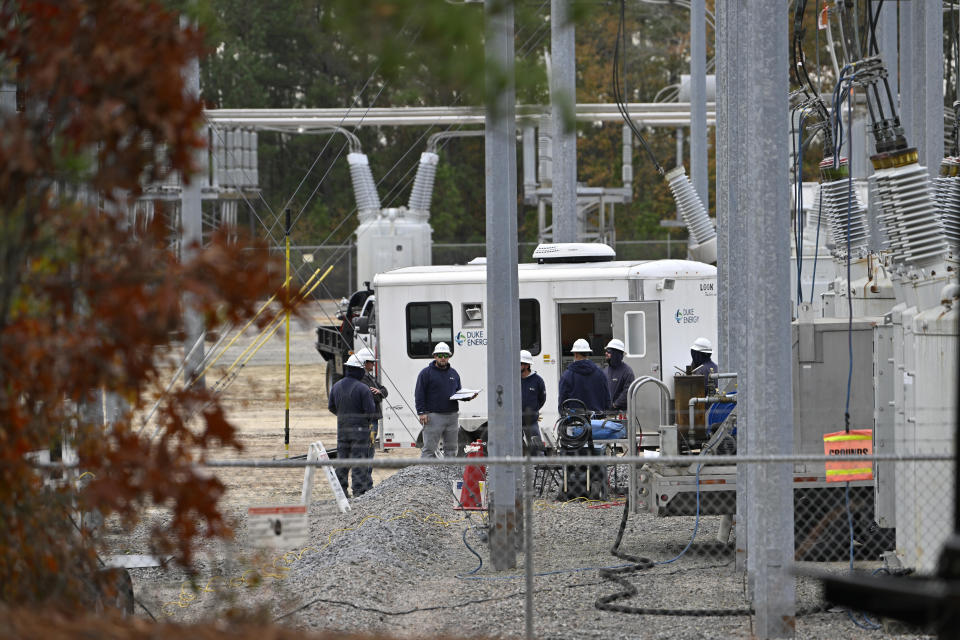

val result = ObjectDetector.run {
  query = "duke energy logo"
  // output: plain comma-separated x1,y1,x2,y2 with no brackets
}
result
675,308,700,324
456,330,487,347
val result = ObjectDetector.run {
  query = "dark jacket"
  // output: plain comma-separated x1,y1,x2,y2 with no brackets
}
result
691,356,719,395
558,358,611,413
361,370,388,419
521,372,547,425
329,368,377,435
604,352,635,410
415,361,461,415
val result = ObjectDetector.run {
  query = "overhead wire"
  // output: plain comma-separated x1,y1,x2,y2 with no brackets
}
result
277,68,384,231
280,0,556,443
613,0,663,176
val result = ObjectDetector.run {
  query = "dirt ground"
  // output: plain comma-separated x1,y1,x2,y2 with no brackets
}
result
196,300,418,519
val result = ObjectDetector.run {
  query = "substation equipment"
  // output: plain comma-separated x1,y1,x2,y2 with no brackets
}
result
633,26,959,570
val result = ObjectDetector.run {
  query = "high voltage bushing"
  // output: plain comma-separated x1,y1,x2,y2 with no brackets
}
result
820,188,869,261
870,162,947,270
935,157,960,258
347,152,382,220
407,152,439,214
818,159,869,261
664,165,714,245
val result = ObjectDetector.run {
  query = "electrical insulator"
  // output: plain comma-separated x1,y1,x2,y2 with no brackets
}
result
819,177,870,260
665,165,715,245
870,162,947,270
935,157,960,258
347,152,382,220
538,114,553,186
407,152,439,214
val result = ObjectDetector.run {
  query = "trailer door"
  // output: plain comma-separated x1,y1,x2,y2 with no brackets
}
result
612,301,663,428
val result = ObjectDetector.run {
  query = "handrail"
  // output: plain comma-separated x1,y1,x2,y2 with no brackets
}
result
626,375,673,513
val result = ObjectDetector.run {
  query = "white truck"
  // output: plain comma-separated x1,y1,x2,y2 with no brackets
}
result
366,243,718,451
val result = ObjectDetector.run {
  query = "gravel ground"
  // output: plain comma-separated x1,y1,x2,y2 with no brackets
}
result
120,304,934,638
126,462,934,639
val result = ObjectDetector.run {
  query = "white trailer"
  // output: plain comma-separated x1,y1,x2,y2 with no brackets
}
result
371,244,717,450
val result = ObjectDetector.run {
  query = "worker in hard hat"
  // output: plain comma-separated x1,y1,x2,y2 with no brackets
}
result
328,354,377,497
520,349,547,455
355,347,387,446
603,338,635,412
414,342,476,458
558,338,611,414
689,337,719,395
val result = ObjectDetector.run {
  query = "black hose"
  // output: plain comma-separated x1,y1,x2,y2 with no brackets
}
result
594,494,753,616
594,493,833,617
557,414,590,450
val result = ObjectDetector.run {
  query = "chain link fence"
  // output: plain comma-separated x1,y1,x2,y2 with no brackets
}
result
128,450,953,638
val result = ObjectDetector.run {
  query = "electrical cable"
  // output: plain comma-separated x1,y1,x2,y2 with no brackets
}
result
809,182,823,302
795,107,808,305
844,88,854,435
613,0,663,176
298,0,553,286
844,483,882,630
593,495,752,617
838,73,879,632
458,524,485,576
593,426,761,617
791,0,834,152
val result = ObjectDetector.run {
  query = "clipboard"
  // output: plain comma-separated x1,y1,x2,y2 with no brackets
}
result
450,388,481,400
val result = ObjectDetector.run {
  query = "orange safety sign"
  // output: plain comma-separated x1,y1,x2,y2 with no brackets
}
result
823,429,873,483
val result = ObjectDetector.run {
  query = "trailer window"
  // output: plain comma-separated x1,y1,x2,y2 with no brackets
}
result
624,311,646,358
519,299,541,355
406,302,454,358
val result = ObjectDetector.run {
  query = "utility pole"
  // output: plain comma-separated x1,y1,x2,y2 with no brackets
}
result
739,3,796,637
551,0,577,242
181,16,205,387
485,0,522,571
689,0,708,211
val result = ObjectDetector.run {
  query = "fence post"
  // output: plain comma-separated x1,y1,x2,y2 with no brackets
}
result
738,2,796,637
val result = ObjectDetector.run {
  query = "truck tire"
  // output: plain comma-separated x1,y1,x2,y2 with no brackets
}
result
325,359,341,396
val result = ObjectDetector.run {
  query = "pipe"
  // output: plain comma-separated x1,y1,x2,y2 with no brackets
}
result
710,372,738,380
621,124,633,191
689,394,737,442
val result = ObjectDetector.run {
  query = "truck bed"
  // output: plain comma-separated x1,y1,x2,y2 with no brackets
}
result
315,324,349,360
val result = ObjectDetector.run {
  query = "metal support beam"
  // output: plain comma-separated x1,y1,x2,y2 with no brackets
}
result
876,2,899,105
485,0,522,571
872,2,899,249
741,3,795,637
206,103,716,130
716,0,749,577
551,0,577,242
905,0,944,177
181,19,204,387
690,0,709,211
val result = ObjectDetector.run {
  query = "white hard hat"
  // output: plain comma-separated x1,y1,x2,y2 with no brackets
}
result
345,354,364,368
433,342,452,355
605,338,625,352
520,349,534,366
571,338,592,353
690,337,713,353
355,347,376,363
